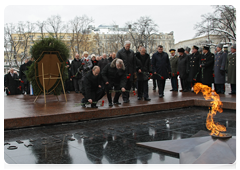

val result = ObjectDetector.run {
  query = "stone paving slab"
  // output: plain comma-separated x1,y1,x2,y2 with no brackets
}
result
4,81,236,129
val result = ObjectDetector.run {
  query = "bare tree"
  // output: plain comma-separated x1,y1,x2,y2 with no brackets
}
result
4,23,22,68
35,20,46,38
17,21,36,64
126,16,158,52
69,15,94,56
45,15,68,39
194,5,236,42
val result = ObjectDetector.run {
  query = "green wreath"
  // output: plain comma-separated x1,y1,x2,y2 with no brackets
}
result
26,37,69,95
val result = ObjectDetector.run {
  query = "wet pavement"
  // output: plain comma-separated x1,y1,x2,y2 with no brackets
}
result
4,80,236,129
4,107,236,164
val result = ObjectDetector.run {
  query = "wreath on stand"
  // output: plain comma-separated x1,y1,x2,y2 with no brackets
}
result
26,37,69,95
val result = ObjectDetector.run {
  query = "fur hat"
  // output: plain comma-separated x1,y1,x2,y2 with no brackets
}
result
177,48,185,53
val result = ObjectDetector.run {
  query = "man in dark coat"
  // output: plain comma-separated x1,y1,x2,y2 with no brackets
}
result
64,59,71,93
169,49,178,92
214,44,227,94
4,68,19,95
81,66,105,108
116,40,136,103
101,58,127,106
108,52,116,63
185,47,191,90
199,46,214,88
98,53,109,73
71,53,82,93
187,45,201,91
135,46,152,101
152,45,171,98
19,58,29,94
177,48,188,92
225,44,236,94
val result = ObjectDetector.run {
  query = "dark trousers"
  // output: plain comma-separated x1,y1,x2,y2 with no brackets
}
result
82,88,105,106
73,78,81,92
122,80,132,101
153,78,157,89
22,82,30,94
231,84,236,94
137,80,149,98
106,83,122,103
64,79,71,91
215,84,225,94
180,78,188,91
157,79,166,95
170,77,178,91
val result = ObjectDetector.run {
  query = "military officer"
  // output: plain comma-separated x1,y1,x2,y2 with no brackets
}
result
214,44,227,94
169,49,178,91
225,44,236,94
177,48,188,92
199,46,214,88
187,45,201,91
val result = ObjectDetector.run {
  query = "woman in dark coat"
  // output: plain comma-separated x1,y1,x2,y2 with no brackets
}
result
135,47,152,101
101,59,127,106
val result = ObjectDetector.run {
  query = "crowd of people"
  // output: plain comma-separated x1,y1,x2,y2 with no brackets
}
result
4,41,236,108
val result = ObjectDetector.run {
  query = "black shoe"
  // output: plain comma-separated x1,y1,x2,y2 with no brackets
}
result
159,94,163,98
153,87,156,90
114,102,121,105
170,89,173,91
144,98,151,101
173,90,178,92
138,97,142,100
82,104,86,108
123,100,129,103
91,105,98,108
67,91,70,94
183,89,188,92
229,92,236,95
109,103,113,107
75,91,79,93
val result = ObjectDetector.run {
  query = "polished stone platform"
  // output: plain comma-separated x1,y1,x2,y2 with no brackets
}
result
4,107,236,164
4,81,236,129
137,135,236,164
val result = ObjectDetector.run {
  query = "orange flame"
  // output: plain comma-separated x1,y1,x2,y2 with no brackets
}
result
193,83,226,136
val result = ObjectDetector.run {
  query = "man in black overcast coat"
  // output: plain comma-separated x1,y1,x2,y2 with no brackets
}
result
71,53,82,93
177,48,189,92
116,40,136,103
81,66,105,108
187,45,201,91
19,58,29,94
151,45,171,98
199,46,214,88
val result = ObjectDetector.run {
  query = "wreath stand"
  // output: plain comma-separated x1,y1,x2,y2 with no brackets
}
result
34,62,67,103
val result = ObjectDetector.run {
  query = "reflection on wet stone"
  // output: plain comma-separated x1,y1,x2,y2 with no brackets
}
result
4,107,235,164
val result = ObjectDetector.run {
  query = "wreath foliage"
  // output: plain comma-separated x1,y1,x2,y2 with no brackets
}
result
26,37,69,95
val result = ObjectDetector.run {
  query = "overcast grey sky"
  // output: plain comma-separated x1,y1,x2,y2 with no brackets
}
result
3,5,218,43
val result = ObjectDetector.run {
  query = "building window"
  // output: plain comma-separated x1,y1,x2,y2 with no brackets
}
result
45,36,49,38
